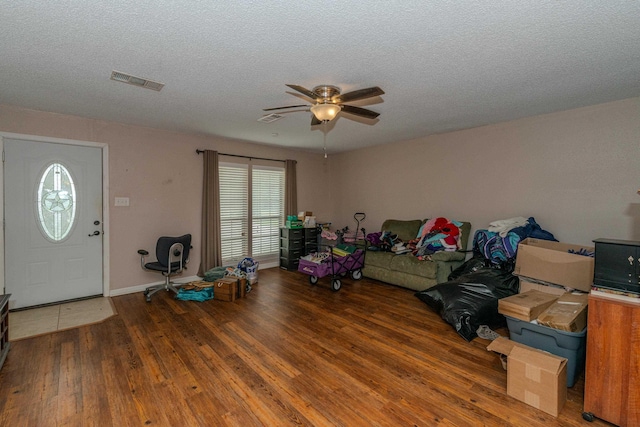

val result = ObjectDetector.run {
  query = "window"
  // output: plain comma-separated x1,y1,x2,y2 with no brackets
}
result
219,163,248,263
219,161,284,265
252,167,285,259
36,162,77,242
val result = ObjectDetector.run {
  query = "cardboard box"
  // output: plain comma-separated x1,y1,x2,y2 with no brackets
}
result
488,337,567,417
514,238,595,292
505,316,586,387
303,216,316,228
537,292,589,332
518,278,566,296
213,277,238,302
498,290,559,322
298,211,313,220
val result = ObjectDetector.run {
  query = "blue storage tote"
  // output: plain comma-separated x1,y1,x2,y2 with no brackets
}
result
505,316,586,387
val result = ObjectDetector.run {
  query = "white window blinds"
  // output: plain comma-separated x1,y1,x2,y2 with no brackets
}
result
252,166,284,260
219,163,248,264
219,161,284,265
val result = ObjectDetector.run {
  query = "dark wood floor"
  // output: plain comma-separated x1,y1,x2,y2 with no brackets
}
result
0,268,610,426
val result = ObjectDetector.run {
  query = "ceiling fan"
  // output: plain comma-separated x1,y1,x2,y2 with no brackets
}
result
263,84,384,125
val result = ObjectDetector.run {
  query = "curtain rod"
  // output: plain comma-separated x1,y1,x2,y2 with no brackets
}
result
195,149,287,163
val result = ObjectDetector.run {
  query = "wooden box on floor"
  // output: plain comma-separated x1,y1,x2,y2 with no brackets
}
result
214,278,238,302
238,278,247,298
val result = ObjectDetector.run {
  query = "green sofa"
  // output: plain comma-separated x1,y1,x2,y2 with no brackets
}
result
362,219,471,291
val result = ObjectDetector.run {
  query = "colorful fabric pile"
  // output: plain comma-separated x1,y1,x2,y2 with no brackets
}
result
473,216,556,266
412,217,463,258
366,217,463,260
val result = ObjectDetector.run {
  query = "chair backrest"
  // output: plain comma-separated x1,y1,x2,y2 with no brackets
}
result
155,234,192,267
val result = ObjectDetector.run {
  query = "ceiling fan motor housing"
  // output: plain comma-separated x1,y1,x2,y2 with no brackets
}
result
313,85,341,102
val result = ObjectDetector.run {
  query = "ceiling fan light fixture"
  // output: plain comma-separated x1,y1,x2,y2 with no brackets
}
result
310,103,341,122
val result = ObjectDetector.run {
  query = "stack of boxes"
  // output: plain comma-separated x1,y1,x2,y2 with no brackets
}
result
285,211,315,229
285,215,303,229
488,237,594,416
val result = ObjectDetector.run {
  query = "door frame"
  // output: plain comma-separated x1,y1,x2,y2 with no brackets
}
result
0,132,110,297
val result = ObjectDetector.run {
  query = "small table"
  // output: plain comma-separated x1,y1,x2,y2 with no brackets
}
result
583,293,640,426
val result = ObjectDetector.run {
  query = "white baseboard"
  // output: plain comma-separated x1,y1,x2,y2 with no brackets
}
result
259,261,278,269
108,263,275,297
108,275,202,297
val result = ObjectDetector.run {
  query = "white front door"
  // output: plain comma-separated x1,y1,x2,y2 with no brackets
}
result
4,138,103,309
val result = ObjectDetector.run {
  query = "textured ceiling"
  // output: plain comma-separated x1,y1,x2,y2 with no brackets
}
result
1,1,640,154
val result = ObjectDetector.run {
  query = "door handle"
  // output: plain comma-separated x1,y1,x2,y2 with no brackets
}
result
88,230,101,236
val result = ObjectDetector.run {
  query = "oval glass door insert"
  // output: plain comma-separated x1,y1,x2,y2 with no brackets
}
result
36,162,77,242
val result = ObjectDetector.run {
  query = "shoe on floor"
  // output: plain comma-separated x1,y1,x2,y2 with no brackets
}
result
476,325,500,340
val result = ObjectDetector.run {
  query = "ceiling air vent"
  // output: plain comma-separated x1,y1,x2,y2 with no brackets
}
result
258,113,284,123
110,70,165,91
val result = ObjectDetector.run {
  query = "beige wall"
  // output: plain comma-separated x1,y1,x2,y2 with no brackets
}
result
0,105,331,292
2,97,639,294
329,97,640,247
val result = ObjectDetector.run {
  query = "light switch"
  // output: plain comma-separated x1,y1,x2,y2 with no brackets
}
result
115,197,130,207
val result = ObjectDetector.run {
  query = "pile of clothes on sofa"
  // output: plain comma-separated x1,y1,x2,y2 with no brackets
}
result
366,217,464,258
415,216,556,341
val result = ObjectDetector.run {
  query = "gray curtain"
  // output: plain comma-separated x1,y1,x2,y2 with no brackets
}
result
198,150,222,276
285,159,297,217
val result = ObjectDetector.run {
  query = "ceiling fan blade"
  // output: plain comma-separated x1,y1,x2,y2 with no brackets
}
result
341,104,380,119
286,84,318,100
311,115,322,126
334,86,385,103
263,104,309,111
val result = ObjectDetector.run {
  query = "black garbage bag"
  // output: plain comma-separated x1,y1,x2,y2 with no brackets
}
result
415,265,519,341
447,255,490,280
449,251,516,281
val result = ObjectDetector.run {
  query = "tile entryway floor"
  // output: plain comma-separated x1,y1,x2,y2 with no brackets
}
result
9,297,116,340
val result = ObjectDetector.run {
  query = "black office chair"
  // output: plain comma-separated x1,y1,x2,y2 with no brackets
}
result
138,234,192,302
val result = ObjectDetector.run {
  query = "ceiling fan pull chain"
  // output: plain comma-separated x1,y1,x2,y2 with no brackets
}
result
323,134,327,158
323,122,328,158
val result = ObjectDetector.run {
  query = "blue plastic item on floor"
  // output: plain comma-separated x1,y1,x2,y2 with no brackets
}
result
505,316,586,387
175,287,213,301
